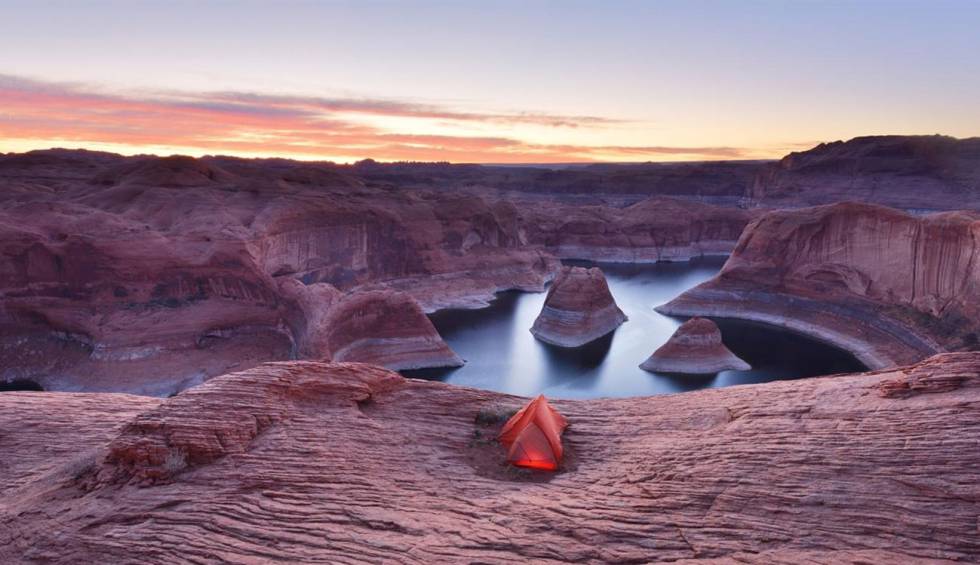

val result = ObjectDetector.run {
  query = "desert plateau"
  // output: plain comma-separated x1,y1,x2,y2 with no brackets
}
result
2,2,979,563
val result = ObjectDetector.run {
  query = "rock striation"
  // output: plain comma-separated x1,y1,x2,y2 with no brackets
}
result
1,354,979,562
521,196,760,262
640,317,750,374
530,266,627,347
659,202,980,369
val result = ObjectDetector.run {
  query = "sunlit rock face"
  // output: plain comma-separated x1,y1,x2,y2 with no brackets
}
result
751,135,980,210
530,266,627,347
660,202,980,369
640,317,750,374
2,354,979,562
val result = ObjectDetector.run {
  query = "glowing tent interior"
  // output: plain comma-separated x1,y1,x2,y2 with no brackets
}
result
498,395,568,471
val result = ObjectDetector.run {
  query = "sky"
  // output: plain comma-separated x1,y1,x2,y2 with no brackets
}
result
1,0,979,163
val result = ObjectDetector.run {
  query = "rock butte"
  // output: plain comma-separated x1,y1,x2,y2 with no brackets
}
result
1,354,979,562
640,317,751,374
660,201,980,369
320,290,464,370
530,266,628,347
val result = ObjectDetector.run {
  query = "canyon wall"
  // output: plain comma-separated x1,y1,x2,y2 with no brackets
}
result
1,355,978,562
521,196,758,262
4,137,980,393
660,202,980,368
0,152,550,393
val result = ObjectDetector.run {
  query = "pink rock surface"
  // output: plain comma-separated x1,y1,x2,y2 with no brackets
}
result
530,266,628,347
1,354,979,562
641,317,750,374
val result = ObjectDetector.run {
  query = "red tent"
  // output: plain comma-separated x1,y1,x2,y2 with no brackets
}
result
498,395,568,471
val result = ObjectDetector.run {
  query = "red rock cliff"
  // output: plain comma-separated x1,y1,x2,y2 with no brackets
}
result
660,202,980,368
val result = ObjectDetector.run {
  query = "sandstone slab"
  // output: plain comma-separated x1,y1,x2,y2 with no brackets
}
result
1,355,979,562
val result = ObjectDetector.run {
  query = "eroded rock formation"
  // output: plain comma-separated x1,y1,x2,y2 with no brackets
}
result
530,266,627,347
0,151,550,393
1,355,978,562
4,137,980,394
640,317,750,374
659,202,980,368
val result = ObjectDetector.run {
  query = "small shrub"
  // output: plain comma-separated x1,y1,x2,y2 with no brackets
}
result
163,448,188,475
475,404,519,426
64,452,99,480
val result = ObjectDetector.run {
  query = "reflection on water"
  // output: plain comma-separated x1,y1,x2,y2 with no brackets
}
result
405,258,866,399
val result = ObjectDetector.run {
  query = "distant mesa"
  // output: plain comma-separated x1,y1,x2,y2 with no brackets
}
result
92,155,238,187
640,317,750,375
530,265,627,347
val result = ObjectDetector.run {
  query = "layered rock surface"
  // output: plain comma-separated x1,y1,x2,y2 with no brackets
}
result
660,202,980,368
0,151,550,393
530,266,627,347
641,317,750,374
2,355,979,563
522,196,759,262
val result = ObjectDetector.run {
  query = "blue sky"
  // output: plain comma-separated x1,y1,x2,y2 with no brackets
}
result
1,0,977,162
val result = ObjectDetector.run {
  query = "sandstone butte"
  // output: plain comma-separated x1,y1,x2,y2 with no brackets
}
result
530,266,628,347
1,354,979,563
640,317,751,374
659,201,980,370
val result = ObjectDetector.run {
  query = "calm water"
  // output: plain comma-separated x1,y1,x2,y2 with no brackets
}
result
405,258,866,399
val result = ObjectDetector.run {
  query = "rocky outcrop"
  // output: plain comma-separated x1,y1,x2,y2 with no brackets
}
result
530,266,627,347
751,135,980,210
319,290,463,370
1,355,979,562
640,317,750,374
659,202,980,368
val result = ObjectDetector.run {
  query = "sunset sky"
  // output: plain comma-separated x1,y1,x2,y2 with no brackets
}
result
2,0,979,163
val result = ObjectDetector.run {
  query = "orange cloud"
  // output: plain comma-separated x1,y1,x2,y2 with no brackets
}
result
0,74,751,163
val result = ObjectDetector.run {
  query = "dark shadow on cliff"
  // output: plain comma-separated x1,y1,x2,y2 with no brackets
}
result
538,331,615,371
712,318,867,384
0,379,45,392
654,372,719,392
